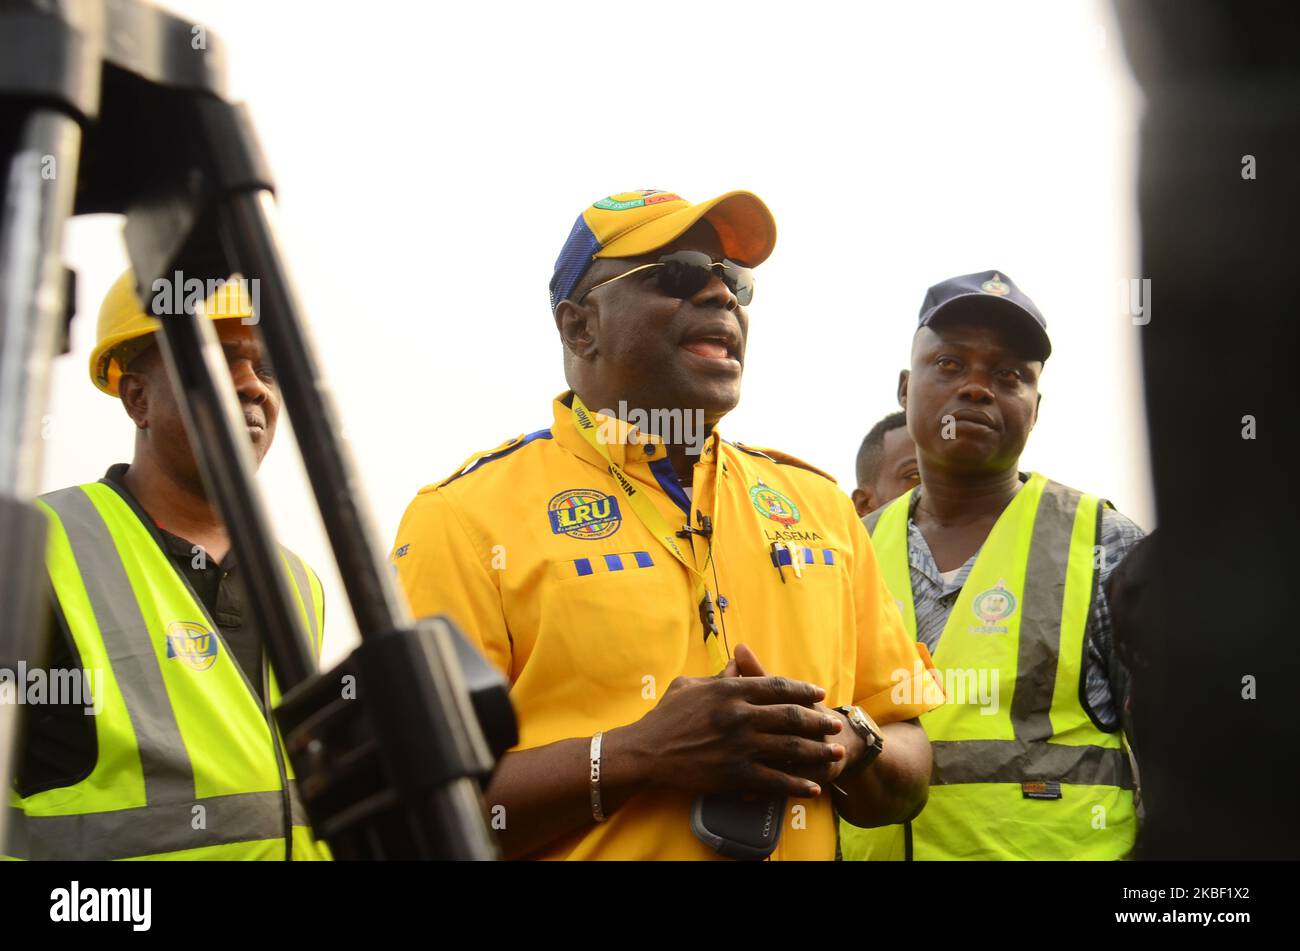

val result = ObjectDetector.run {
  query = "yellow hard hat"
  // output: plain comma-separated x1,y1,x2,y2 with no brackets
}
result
89,269,257,395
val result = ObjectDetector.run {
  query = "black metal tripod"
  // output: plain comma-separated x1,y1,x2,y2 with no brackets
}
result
1,0,514,859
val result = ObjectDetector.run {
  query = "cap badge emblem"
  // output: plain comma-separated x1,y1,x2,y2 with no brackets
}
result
593,189,682,211
980,274,1011,296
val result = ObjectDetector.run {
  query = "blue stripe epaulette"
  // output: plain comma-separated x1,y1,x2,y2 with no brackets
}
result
728,441,837,483
438,428,553,487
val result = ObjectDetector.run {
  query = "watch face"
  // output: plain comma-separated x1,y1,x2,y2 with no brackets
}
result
857,707,882,734
837,706,884,777
844,706,882,749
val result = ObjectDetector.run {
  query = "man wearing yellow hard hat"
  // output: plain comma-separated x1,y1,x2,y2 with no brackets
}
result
391,189,944,860
6,271,330,860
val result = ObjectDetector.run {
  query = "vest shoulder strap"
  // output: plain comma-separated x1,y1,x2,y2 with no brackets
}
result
278,546,324,660
864,489,913,537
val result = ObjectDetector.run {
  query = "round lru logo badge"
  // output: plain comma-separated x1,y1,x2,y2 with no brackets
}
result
749,483,800,527
165,620,219,671
548,488,622,540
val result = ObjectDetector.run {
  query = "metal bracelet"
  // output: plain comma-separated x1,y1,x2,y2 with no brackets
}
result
590,731,607,822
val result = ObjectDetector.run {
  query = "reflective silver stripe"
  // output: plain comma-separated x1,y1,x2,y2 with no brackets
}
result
287,779,309,826
1009,481,1083,742
6,790,311,860
40,486,196,804
931,739,1135,790
282,549,318,654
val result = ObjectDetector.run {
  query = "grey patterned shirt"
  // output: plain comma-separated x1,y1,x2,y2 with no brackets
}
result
902,476,1146,730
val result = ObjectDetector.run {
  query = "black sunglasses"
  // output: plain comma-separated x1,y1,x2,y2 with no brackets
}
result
577,250,754,306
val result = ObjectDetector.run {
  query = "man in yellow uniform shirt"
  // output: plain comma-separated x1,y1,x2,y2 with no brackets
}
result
393,189,942,860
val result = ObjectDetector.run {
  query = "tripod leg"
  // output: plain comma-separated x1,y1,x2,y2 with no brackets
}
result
217,190,497,860
0,110,82,849
116,90,502,858
0,111,80,496
216,192,412,635
149,304,318,689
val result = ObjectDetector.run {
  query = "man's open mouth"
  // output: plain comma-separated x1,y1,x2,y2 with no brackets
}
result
680,325,741,363
682,338,733,360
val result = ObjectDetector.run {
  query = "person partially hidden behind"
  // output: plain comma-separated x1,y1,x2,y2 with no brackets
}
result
392,189,943,860
851,411,919,518
840,270,1143,861
7,272,329,861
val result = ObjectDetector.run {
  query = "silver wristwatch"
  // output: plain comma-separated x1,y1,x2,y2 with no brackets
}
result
834,705,885,777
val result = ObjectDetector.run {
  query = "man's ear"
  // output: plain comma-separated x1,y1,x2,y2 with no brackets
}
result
851,486,875,519
554,299,598,362
117,372,150,430
1032,392,1042,430
897,369,910,409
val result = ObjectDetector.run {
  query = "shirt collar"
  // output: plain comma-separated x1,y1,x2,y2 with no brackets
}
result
552,389,721,470
100,463,234,567
904,471,1033,594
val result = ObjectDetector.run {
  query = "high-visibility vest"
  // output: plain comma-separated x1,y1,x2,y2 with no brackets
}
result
5,482,331,860
840,473,1137,860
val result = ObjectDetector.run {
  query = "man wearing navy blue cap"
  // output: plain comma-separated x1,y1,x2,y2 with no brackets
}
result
840,269,1144,861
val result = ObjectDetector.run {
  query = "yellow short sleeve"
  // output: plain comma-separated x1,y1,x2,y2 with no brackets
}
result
391,488,513,680
849,517,945,722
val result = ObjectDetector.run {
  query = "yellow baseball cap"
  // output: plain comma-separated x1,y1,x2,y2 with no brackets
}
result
549,188,777,311
89,269,257,396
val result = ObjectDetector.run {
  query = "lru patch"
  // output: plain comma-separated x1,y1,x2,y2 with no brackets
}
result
1022,781,1063,800
165,620,219,671
548,488,622,540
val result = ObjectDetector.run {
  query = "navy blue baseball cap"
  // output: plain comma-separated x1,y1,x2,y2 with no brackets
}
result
917,270,1051,361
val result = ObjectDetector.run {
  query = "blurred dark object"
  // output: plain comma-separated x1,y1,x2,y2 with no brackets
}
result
1116,0,1300,859
1104,529,1157,855
1105,530,1157,758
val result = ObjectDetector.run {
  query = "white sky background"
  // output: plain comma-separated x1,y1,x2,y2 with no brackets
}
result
44,0,1151,666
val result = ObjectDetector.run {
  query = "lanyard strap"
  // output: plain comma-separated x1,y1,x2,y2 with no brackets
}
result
570,393,729,673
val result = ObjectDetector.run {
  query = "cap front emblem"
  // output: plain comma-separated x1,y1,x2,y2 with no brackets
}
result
593,189,683,211
980,274,1011,296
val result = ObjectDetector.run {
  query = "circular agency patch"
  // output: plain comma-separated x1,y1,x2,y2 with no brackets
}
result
971,582,1017,633
165,620,220,671
548,488,623,540
749,483,801,527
